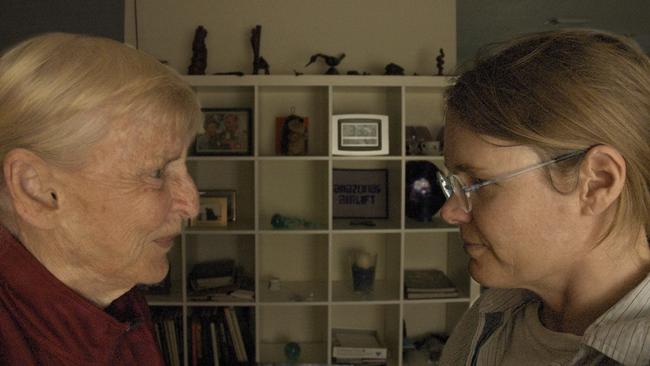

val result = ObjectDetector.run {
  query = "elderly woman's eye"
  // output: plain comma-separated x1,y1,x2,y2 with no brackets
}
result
152,168,164,179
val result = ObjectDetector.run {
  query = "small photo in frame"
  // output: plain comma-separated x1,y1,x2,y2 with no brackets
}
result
275,115,309,155
191,196,228,227
195,108,252,155
200,190,237,222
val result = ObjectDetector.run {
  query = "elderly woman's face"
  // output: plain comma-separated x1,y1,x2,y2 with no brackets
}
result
440,119,588,290
53,117,199,286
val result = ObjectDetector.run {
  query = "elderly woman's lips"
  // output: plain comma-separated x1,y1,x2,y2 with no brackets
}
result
153,236,177,248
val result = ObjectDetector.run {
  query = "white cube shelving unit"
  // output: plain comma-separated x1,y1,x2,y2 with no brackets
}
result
146,75,480,366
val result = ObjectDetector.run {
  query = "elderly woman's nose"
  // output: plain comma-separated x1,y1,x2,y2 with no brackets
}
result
440,195,471,225
172,172,200,219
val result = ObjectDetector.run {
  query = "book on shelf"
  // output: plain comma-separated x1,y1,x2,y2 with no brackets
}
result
332,328,388,360
189,307,255,366
404,268,459,299
209,322,220,366
151,308,183,366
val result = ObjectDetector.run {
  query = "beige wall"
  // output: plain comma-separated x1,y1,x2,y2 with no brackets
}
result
125,0,456,76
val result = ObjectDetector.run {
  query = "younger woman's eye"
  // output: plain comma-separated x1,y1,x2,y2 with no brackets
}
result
470,177,486,185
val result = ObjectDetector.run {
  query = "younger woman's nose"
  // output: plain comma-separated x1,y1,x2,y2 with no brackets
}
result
439,195,472,225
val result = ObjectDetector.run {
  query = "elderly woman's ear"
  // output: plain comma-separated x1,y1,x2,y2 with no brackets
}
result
3,148,59,230
577,145,626,217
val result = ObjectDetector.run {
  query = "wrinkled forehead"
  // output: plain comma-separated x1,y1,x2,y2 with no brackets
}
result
443,115,522,171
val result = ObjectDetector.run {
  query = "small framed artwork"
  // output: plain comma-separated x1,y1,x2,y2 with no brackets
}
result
200,190,237,222
333,169,389,219
195,108,252,155
275,115,309,155
191,196,228,227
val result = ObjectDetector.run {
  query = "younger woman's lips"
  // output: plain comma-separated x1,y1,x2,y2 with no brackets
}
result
463,241,485,254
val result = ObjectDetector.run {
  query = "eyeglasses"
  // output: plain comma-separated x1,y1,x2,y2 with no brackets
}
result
436,150,587,213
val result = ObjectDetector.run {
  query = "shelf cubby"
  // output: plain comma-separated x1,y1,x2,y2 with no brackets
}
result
258,160,329,230
258,234,329,303
258,86,329,157
258,305,328,364
331,233,401,302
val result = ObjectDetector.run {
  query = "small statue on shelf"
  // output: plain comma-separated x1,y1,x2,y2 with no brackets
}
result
187,26,208,75
305,53,346,74
278,112,308,155
251,25,270,74
436,48,445,76
384,62,405,75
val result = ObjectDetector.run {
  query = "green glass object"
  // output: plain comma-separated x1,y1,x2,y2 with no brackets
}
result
284,341,301,362
271,213,317,229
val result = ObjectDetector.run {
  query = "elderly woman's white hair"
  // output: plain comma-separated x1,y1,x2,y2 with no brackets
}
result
0,33,202,227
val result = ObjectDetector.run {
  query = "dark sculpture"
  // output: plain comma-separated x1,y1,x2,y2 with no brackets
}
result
436,48,445,76
405,161,446,222
384,63,405,75
188,26,208,75
251,25,270,75
305,53,346,74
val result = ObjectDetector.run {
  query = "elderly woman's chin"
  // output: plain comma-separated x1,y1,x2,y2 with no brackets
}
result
139,258,170,285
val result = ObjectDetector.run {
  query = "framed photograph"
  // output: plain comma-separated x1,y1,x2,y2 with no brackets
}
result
191,196,228,227
333,169,389,219
200,190,237,222
195,108,252,155
275,115,309,155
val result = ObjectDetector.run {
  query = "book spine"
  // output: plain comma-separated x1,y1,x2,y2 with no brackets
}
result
210,322,220,366
229,307,248,362
223,307,245,362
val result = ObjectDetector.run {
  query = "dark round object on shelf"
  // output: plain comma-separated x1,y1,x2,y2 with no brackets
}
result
405,161,446,221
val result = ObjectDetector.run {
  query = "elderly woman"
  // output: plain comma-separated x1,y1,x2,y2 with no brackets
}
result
0,33,200,364
438,30,650,365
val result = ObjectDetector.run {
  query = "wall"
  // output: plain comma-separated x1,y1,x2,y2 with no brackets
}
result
125,0,456,76
0,0,124,51
457,0,650,65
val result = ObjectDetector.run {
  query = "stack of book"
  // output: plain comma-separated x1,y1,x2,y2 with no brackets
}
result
332,328,388,365
188,259,255,302
404,269,459,300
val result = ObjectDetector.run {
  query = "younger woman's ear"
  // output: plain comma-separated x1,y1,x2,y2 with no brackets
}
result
577,145,626,216
3,149,59,229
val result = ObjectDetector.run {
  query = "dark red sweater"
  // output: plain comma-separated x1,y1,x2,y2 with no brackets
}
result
0,226,166,365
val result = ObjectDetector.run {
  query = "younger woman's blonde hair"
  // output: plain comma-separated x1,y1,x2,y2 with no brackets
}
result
446,29,650,240
0,33,202,219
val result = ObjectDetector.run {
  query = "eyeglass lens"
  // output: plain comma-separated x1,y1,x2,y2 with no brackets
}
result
450,175,471,212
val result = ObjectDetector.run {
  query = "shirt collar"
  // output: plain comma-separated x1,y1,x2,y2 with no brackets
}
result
0,225,144,363
582,272,650,365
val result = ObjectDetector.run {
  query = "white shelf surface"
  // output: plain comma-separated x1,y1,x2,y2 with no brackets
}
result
259,341,327,364
259,280,328,303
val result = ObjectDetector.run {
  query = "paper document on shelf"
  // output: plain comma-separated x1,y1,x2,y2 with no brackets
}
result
332,328,387,359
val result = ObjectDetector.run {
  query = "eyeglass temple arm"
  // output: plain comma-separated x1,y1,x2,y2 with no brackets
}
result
465,150,587,192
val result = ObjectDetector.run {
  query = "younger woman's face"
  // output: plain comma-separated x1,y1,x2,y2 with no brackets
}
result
439,119,588,290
